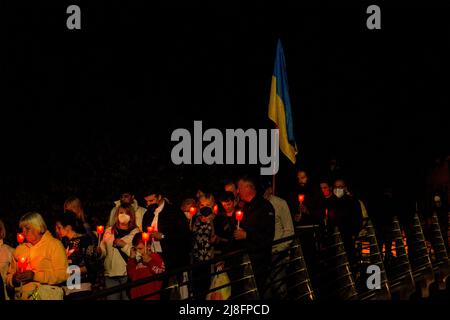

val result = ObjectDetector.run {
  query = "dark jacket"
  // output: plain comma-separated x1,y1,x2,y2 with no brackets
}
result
142,202,191,270
213,211,240,255
239,195,275,284
289,184,321,226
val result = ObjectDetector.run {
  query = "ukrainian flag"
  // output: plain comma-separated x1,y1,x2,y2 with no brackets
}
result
268,39,298,164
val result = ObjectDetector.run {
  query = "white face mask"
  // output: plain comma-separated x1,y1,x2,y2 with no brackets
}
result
334,188,344,198
118,213,131,224
135,251,142,262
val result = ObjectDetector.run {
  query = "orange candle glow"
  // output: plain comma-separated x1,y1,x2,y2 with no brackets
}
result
142,232,150,252
236,210,244,229
18,257,28,273
189,206,197,218
96,225,104,248
298,194,305,204
17,233,25,244
96,225,104,235
213,204,219,215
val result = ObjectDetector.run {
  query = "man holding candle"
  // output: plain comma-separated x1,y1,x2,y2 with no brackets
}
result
214,191,240,255
142,188,191,271
290,169,318,226
233,176,275,296
142,188,191,299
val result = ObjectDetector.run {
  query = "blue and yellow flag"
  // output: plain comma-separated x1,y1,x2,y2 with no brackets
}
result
268,39,298,164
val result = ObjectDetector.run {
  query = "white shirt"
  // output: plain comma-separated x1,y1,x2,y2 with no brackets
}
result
268,195,295,253
150,201,165,253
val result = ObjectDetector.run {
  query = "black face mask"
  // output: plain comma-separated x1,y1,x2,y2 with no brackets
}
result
200,207,212,217
147,203,159,212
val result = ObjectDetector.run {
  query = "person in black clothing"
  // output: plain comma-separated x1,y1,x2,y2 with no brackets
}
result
314,179,336,225
290,169,319,226
233,176,275,297
315,178,362,265
214,191,239,255
142,189,191,271
142,188,191,299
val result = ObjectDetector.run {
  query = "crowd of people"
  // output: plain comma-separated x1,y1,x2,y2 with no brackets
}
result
0,158,448,300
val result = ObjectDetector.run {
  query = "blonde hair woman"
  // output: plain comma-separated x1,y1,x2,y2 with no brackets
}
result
6,212,68,300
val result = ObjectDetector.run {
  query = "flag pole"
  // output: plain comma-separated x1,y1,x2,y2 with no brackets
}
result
272,126,279,196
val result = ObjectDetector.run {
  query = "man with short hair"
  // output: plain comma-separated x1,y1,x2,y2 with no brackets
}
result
141,188,191,300
107,191,146,231
224,179,243,208
234,176,275,296
141,189,191,271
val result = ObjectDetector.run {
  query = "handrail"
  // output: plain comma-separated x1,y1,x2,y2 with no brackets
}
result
81,232,307,300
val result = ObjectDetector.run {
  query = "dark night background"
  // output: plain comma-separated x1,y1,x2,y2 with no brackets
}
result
2,2,449,239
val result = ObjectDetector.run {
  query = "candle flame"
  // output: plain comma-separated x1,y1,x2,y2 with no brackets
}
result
96,226,104,235
189,206,197,216
236,210,244,222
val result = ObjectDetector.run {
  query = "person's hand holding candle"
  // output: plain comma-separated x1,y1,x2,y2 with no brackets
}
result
233,228,247,240
15,270,34,284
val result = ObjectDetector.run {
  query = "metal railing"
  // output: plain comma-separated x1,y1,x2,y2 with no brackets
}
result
78,215,450,301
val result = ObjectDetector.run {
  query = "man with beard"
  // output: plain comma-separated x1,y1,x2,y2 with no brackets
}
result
291,169,319,226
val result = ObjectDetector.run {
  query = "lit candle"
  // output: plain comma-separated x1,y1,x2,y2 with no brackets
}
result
18,257,28,273
142,232,150,252
298,194,305,205
17,233,25,244
235,210,244,229
213,204,219,215
189,206,197,218
96,226,104,247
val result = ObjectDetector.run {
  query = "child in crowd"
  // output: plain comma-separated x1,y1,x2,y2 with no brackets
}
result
127,232,165,300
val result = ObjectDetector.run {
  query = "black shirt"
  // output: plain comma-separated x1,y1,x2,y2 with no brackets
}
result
239,196,275,262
